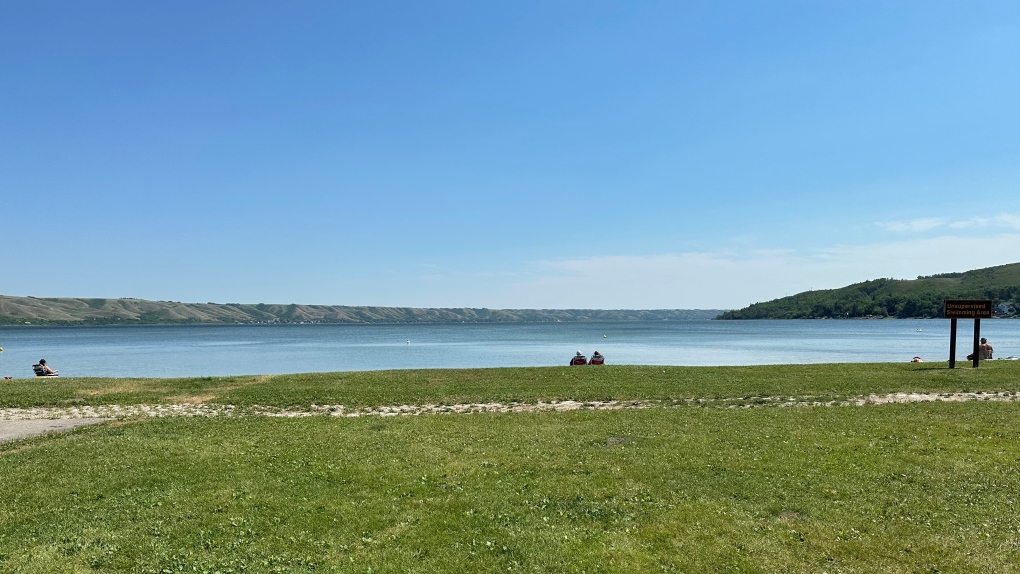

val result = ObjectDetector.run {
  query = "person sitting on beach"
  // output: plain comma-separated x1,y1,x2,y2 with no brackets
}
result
967,338,994,361
975,336,991,358
570,351,587,366
33,359,59,376
589,351,605,365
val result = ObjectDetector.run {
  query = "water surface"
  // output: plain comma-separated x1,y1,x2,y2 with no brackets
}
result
1,320,1018,378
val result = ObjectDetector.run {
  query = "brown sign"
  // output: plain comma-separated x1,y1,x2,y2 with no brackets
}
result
944,299,993,319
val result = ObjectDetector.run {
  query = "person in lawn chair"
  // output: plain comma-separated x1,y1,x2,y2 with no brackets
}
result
33,359,58,377
569,351,588,366
588,351,605,365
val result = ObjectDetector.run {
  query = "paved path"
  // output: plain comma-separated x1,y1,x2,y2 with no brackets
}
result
0,419,110,443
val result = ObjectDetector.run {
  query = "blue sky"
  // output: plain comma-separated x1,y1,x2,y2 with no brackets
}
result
2,1,1019,309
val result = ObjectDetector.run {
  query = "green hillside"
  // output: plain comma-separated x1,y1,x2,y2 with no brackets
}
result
718,262,1020,319
0,295,723,326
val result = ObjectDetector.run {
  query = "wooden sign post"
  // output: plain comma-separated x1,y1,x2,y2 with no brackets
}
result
943,300,992,368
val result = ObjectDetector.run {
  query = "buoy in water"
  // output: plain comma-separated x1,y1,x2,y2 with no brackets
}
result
603,335,607,338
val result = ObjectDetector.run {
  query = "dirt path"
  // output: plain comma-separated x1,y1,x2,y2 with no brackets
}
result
3,391,1017,442
1,391,1018,426
0,418,110,443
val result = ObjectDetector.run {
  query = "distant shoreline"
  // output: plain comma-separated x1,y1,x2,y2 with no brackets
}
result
0,318,726,328
6,316,1019,329
0,295,727,326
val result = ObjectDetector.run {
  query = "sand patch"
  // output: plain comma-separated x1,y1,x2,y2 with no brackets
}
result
168,394,217,404
2,391,1018,423
81,382,146,395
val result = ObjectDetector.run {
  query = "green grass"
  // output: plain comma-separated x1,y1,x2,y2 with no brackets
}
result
2,403,1020,572
2,362,1019,409
3,363,1020,572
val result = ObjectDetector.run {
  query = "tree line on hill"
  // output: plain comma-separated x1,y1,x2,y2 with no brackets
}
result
718,263,1020,319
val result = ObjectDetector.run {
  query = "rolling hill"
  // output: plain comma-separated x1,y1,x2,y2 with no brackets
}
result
718,262,1020,319
0,296,724,326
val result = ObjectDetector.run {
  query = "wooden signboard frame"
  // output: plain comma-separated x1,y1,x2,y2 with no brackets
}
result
944,299,993,368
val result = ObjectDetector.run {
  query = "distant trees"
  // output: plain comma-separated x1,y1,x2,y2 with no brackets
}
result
719,263,1020,320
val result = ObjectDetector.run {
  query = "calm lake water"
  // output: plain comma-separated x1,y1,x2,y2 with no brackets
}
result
1,320,1019,378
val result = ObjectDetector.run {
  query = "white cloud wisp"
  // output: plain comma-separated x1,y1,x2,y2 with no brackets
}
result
487,233,1020,309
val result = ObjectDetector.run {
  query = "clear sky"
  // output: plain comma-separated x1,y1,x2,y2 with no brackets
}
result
2,1,1019,309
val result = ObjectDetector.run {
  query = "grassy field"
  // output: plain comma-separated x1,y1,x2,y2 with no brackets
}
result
2,362,1018,410
2,363,1020,572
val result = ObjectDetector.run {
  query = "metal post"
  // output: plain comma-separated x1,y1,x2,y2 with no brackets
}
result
973,318,981,368
949,318,957,369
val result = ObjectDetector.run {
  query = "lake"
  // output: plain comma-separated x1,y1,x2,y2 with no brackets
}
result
1,320,1018,378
